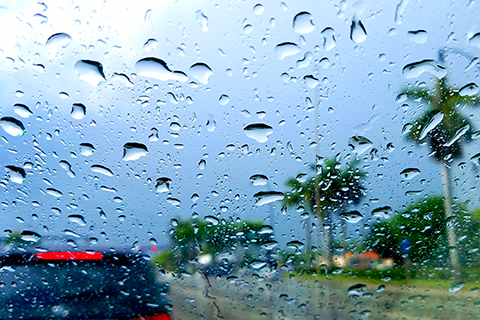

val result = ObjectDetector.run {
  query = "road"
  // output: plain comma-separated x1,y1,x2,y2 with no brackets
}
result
160,273,480,320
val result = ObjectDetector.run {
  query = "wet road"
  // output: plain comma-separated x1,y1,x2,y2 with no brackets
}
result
162,273,480,320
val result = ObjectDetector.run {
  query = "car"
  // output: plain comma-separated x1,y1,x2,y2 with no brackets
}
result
0,247,172,319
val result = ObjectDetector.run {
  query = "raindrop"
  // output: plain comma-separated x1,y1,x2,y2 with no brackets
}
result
59,160,75,178
296,173,308,182
470,152,480,164
372,206,392,219
155,177,171,193
407,30,428,44
195,10,208,32
190,63,213,84
402,59,447,79
444,125,470,147
46,188,63,197
244,123,273,143
347,283,366,296
349,136,373,155
400,168,421,180
0,116,26,136
143,38,159,52
112,73,134,87
198,159,206,170
339,211,363,223
243,24,253,34
304,75,319,88
249,174,269,186
275,42,301,60
74,60,106,86
250,260,267,270
79,143,95,156
135,57,187,82
5,165,26,184
418,111,444,140
206,119,216,132
253,4,264,15
459,83,479,96
13,104,33,118
287,240,304,250
254,191,284,206
170,122,181,131
46,32,72,55
293,11,315,34
122,142,148,161
448,281,465,293
350,18,367,43
258,225,274,234
71,103,86,120
21,231,41,243
261,240,278,250
68,214,86,226
219,94,230,105
321,28,336,51
205,215,219,225
91,165,114,177
167,197,181,206
469,33,480,48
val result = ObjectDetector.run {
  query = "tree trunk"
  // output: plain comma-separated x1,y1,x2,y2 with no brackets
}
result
440,163,461,276
314,176,333,268
304,199,313,256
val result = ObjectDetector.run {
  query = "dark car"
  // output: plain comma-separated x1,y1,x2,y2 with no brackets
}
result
0,249,171,319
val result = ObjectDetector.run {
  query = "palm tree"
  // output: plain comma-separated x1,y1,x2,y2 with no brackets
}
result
284,157,365,267
400,76,480,273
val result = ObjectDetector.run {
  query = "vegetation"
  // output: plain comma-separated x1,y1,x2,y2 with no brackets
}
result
152,218,274,273
283,157,365,267
400,76,480,272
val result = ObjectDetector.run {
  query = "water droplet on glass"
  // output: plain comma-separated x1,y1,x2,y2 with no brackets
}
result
254,191,284,206
5,165,26,184
253,3,264,15
293,11,315,34
112,73,134,87
304,75,319,88
59,160,75,178
249,174,268,186
349,136,373,155
13,104,33,118
79,143,95,156
167,197,181,206
350,18,367,43
400,168,421,180
321,28,336,51
135,57,187,82
68,214,86,226
287,240,304,250
243,24,253,34
339,210,363,223
155,177,171,193
91,165,114,177
218,94,230,105
190,63,213,84
372,206,392,219
347,283,366,296
46,188,63,198
250,260,267,270
469,33,480,48
205,215,219,225
444,124,470,147
195,10,208,32
244,123,273,143
46,32,72,55
74,60,106,86
143,38,159,52
0,116,26,136
459,83,479,96
402,59,447,79
198,159,206,170
418,111,443,140
275,42,301,60
71,103,86,120
21,231,41,243
407,30,428,44
206,119,216,132
122,142,148,161
448,281,465,293
470,152,480,164
261,240,278,250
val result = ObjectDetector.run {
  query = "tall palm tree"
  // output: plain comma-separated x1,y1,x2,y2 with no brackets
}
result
284,157,365,267
400,76,480,273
